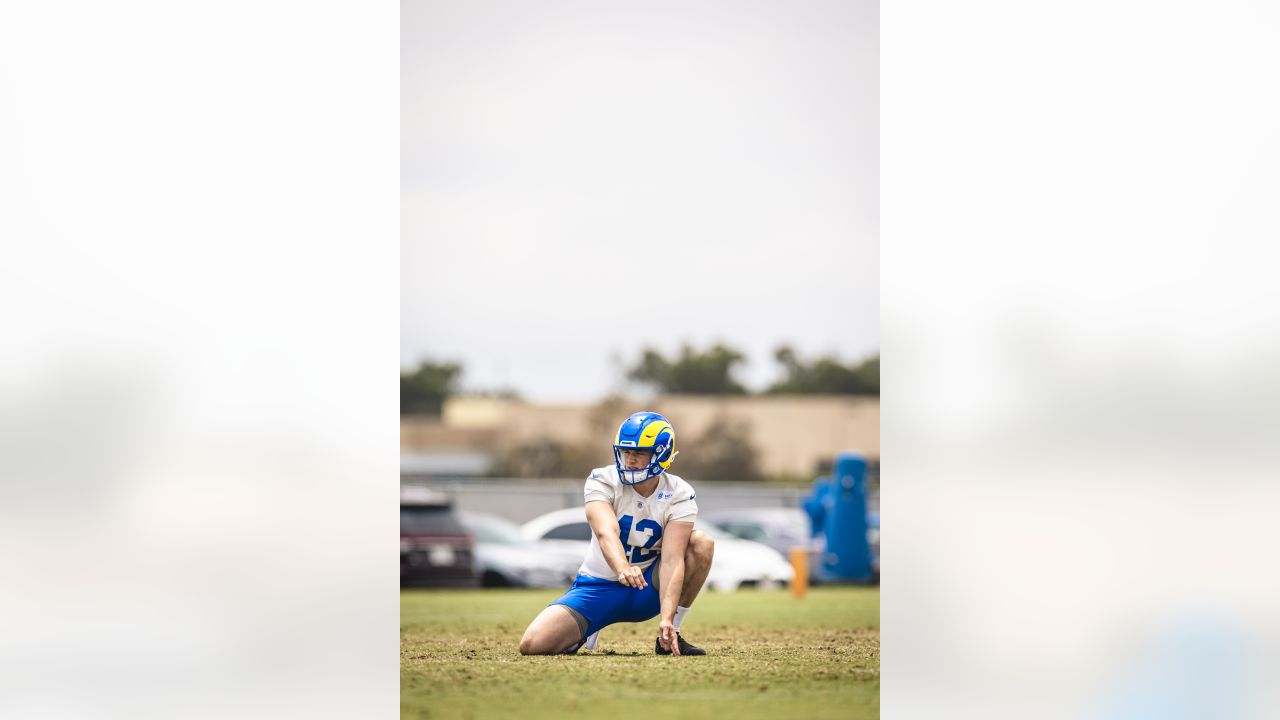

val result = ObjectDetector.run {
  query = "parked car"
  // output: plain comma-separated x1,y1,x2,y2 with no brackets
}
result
457,511,582,588
701,507,812,558
706,507,880,583
400,488,478,588
520,507,794,591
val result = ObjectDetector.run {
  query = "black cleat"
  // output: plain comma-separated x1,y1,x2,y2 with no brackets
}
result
655,633,706,656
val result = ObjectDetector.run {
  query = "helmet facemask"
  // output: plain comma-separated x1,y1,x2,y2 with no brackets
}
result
614,446,660,485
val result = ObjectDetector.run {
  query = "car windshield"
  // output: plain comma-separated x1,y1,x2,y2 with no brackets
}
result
543,522,593,541
401,506,466,534
461,514,525,545
716,522,769,543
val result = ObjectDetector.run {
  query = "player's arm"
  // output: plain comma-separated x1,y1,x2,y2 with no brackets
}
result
657,520,693,655
585,500,646,589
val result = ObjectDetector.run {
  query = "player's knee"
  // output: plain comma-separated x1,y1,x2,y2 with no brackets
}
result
687,531,714,563
518,634,542,656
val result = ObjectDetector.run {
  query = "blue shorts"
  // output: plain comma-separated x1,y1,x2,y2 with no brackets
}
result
548,562,661,640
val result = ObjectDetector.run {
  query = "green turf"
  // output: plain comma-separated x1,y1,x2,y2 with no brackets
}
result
402,586,879,720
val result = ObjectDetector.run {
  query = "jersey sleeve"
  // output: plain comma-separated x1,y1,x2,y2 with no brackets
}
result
667,484,698,524
583,469,615,505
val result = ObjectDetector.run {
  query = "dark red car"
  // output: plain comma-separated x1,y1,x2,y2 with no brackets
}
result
400,488,478,588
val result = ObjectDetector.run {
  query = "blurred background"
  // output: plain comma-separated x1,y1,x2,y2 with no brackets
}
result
399,348,881,590
401,0,880,593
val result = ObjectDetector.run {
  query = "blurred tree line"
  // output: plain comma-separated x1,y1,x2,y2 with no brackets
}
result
402,343,877,481
400,360,462,415
627,343,878,397
402,343,878,416
626,344,750,394
401,360,518,416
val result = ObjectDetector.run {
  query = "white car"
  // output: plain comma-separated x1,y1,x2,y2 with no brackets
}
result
457,511,583,588
520,507,794,592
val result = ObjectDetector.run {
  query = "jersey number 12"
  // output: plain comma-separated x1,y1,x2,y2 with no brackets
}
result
618,514,662,564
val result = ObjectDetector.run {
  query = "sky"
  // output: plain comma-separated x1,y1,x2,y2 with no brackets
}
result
402,0,878,402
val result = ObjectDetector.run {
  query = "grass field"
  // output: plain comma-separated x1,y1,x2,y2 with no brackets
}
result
402,585,879,720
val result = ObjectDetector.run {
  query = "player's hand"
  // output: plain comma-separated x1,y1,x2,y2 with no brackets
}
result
617,565,647,589
658,619,679,656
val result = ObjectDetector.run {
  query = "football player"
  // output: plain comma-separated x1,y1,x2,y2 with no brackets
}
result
518,411,715,656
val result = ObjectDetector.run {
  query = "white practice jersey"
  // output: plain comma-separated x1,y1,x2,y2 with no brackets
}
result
579,465,698,580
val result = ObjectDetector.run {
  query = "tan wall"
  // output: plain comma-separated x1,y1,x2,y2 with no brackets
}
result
652,395,879,477
400,417,497,451
428,395,879,478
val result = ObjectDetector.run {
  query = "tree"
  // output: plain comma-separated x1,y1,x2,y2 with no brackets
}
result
490,438,573,478
400,360,462,415
626,343,749,395
492,406,765,481
767,346,879,395
491,395,629,478
670,414,763,481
